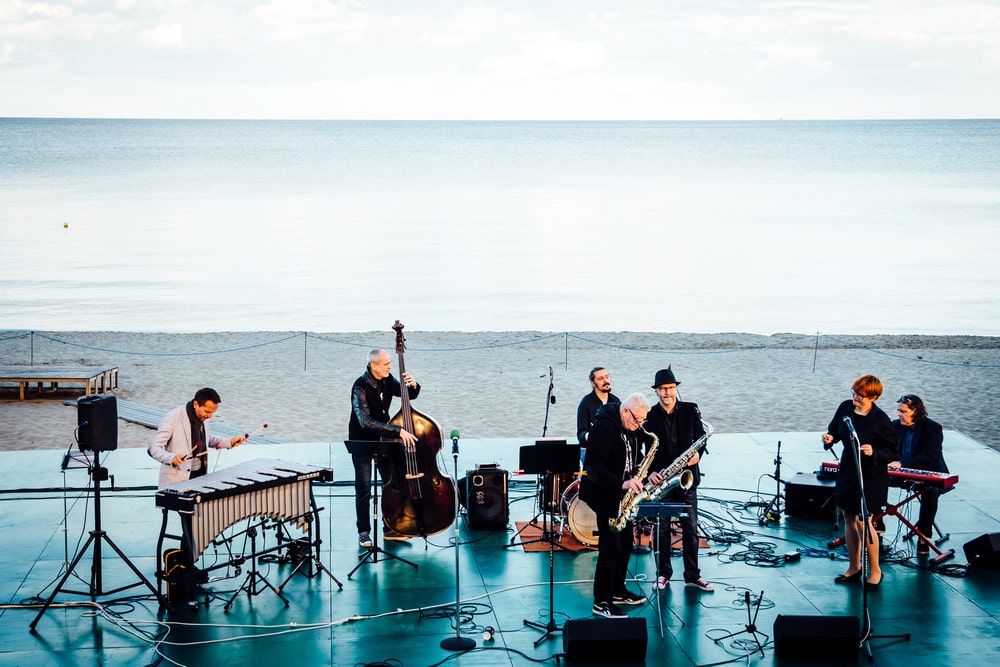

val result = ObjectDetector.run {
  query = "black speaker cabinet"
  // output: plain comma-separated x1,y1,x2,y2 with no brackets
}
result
562,617,647,662
465,469,508,529
785,472,836,520
964,533,1000,569
77,395,118,451
773,614,859,658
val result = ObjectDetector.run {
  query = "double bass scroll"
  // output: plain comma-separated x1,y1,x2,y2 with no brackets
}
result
380,321,456,538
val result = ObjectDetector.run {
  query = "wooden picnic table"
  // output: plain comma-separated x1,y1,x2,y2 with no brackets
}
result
0,366,119,400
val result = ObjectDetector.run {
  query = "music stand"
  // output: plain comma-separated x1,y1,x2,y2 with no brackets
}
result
514,442,581,646
344,440,417,578
506,439,574,551
637,501,688,639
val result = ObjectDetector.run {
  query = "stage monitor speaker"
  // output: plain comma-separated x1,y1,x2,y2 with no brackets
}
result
465,469,508,529
77,395,118,451
784,472,836,520
562,617,647,662
773,614,859,658
963,533,1000,569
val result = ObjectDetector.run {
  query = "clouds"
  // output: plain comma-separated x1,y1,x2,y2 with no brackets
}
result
0,0,997,119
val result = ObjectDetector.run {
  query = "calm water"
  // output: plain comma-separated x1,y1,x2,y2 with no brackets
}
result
1,118,998,334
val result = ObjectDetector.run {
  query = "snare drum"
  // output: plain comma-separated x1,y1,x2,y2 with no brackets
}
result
561,479,599,546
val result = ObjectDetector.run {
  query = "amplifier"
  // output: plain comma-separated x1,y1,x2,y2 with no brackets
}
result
785,472,836,520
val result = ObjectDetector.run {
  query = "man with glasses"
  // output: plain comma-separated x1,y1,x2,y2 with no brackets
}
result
580,393,652,618
889,394,948,556
644,367,714,592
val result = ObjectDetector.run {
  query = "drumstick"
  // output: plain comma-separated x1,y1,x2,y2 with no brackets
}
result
244,423,269,440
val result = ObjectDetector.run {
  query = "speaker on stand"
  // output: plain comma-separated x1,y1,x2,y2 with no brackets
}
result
77,395,118,451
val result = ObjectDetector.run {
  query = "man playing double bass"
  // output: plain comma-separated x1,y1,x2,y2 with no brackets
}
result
349,348,420,548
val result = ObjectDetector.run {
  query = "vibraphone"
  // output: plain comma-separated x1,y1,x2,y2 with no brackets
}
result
154,458,333,594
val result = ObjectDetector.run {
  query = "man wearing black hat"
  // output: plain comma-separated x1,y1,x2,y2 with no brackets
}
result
644,366,714,592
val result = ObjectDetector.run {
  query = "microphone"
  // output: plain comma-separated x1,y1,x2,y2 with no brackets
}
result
450,429,460,454
549,366,556,404
843,415,860,443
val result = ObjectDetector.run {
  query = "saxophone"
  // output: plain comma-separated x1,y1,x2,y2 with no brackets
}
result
609,427,658,533
610,420,713,532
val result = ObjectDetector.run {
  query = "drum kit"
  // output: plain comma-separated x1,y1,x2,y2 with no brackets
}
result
539,472,599,547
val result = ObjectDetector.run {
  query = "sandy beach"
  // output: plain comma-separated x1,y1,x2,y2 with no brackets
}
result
2,330,998,456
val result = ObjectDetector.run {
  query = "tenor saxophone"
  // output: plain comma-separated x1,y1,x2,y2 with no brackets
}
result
609,420,713,532
609,427,658,533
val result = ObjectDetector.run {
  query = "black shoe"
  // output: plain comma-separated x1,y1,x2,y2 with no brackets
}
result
834,571,862,584
613,590,647,605
592,601,628,618
865,574,883,592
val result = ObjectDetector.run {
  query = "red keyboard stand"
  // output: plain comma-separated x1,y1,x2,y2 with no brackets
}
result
827,485,955,565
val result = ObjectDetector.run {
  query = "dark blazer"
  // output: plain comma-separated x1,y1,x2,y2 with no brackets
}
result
827,400,898,515
645,401,708,488
893,418,947,473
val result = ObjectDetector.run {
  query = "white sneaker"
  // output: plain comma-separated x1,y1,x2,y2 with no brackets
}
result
654,576,669,590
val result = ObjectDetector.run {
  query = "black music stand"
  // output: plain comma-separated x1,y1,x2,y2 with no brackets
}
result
345,440,417,577
515,442,581,646
30,448,165,630
637,501,688,639
506,438,574,551
275,507,344,594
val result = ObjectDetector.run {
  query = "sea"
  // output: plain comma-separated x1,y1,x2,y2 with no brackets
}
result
1,118,998,335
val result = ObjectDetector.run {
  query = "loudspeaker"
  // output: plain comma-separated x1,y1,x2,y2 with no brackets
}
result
77,395,118,451
964,533,1000,569
562,617,647,662
465,469,508,529
785,472,836,520
773,614,859,658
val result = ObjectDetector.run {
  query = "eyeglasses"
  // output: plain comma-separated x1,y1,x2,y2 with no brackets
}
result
624,408,647,427
898,395,915,406
850,390,872,400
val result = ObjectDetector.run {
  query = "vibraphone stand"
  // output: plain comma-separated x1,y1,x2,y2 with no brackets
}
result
30,448,165,630
224,520,288,611
345,440,417,578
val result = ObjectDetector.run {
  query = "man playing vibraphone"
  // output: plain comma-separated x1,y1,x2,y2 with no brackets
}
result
148,387,245,489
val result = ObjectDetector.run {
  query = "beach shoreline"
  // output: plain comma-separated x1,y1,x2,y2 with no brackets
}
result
2,330,998,455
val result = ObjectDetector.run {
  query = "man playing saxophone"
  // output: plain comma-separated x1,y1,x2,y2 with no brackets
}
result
580,393,653,618
645,367,714,592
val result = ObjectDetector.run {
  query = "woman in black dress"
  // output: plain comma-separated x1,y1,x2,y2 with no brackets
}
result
821,374,898,591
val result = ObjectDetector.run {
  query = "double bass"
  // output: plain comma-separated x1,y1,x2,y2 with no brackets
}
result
380,321,456,538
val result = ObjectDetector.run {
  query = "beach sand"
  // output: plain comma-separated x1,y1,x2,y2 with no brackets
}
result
2,331,998,456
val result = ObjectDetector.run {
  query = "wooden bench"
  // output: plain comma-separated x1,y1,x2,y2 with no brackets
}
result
0,366,119,400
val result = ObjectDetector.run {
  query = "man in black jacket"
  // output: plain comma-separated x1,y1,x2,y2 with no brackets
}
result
348,348,420,548
580,392,651,618
644,367,713,592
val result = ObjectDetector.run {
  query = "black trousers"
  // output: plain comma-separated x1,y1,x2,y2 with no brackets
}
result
593,515,634,604
655,486,701,582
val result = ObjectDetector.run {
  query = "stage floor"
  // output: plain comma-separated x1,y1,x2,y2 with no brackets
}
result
2,431,998,666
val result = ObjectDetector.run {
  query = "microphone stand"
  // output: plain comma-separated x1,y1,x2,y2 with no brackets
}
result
759,440,785,525
844,417,909,661
542,367,555,437
441,431,475,651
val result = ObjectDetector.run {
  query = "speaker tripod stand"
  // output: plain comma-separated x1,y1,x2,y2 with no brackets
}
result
30,448,165,630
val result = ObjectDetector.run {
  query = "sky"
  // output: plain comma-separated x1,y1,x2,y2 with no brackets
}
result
1,0,999,120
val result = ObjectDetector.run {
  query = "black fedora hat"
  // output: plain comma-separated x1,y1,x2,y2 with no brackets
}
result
652,366,680,387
